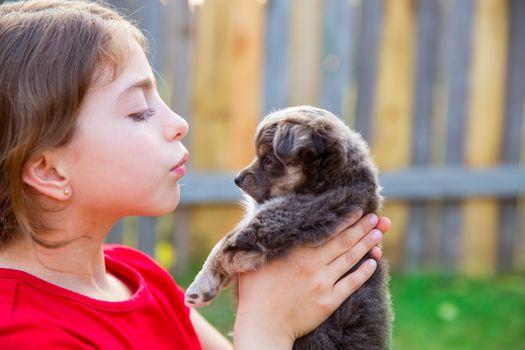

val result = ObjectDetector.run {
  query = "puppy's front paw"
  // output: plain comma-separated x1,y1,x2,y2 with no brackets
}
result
185,286,217,307
184,272,221,307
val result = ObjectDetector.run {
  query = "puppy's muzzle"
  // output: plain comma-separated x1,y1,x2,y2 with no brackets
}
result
234,172,245,187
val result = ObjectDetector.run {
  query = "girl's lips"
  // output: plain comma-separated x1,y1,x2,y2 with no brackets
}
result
170,153,189,178
171,163,186,178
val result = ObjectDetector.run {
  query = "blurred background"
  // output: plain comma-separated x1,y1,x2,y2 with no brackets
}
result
107,0,523,348
102,1,524,348
101,0,524,275
10,0,525,348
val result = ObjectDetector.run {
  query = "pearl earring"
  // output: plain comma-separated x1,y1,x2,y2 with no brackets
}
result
64,189,70,196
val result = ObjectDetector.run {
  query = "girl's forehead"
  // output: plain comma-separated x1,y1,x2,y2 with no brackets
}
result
76,45,154,118
91,41,153,93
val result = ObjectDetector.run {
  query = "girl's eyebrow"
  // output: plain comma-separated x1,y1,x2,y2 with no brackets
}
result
117,76,157,100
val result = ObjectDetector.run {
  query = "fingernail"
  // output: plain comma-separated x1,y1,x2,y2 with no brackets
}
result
369,214,378,226
372,229,382,241
368,259,377,269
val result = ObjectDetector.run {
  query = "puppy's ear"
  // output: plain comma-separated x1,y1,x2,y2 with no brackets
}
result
273,122,324,165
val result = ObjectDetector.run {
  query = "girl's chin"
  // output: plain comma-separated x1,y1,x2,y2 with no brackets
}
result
158,196,181,215
144,203,180,217
165,192,181,213
138,193,181,216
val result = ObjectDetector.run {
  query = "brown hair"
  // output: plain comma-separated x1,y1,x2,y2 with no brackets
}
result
0,0,147,246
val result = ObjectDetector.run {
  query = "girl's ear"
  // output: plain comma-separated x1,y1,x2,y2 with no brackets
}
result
22,153,71,201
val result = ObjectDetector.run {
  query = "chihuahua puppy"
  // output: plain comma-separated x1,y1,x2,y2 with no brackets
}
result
185,106,391,350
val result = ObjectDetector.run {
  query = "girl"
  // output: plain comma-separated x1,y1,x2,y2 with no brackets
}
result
0,1,390,349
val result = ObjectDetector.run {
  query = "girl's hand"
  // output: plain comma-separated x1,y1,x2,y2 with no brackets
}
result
233,211,390,350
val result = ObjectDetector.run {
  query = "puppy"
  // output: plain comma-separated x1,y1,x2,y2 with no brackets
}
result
185,106,392,349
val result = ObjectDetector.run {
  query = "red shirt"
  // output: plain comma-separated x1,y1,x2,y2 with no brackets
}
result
0,244,202,350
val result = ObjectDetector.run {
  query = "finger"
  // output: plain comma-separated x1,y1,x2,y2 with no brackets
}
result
327,228,382,279
332,259,377,303
322,213,378,264
370,246,382,260
375,216,391,234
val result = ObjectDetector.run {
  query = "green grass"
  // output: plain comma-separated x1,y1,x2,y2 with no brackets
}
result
390,273,525,350
175,272,525,349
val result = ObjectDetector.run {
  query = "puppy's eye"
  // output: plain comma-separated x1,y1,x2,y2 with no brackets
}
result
262,156,273,168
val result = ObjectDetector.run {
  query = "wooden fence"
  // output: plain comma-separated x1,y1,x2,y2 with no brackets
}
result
105,0,525,275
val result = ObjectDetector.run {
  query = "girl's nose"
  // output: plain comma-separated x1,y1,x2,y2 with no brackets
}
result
164,110,189,142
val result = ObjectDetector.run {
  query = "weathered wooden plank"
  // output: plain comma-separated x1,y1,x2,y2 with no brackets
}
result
441,0,475,271
499,0,525,272
171,208,192,273
405,202,425,270
228,0,264,168
406,0,441,270
429,0,450,166
106,220,124,244
425,0,450,270
340,0,361,127
191,0,262,170
372,0,415,171
138,216,157,257
383,166,525,199
462,0,509,275
144,0,161,71
180,172,241,204
465,2,508,168
154,215,176,269
289,0,323,106
517,195,525,272
501,1,525,165
424,200,443,268
411,0,439,167
179,166,525,205
440,201,461,270
516,78,525,272
354,0,383,141
191,0,234,170
320,0,354,118
499,200,518,272
370,0,416,268
168,0,193,121
443,1,473,166
263,0,291,114
121,216,139,248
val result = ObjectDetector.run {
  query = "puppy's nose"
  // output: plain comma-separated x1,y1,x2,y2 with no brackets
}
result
234,173,244,187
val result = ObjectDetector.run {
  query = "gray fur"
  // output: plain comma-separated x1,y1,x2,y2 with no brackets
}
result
186,106,392,349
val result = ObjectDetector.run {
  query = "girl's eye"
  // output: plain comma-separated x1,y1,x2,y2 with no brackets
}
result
128,108,156,122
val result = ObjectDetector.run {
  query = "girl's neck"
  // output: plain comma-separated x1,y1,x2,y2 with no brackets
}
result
0,229,132,301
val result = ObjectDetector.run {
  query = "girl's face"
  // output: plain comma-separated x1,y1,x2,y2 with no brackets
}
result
58,40,189,219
